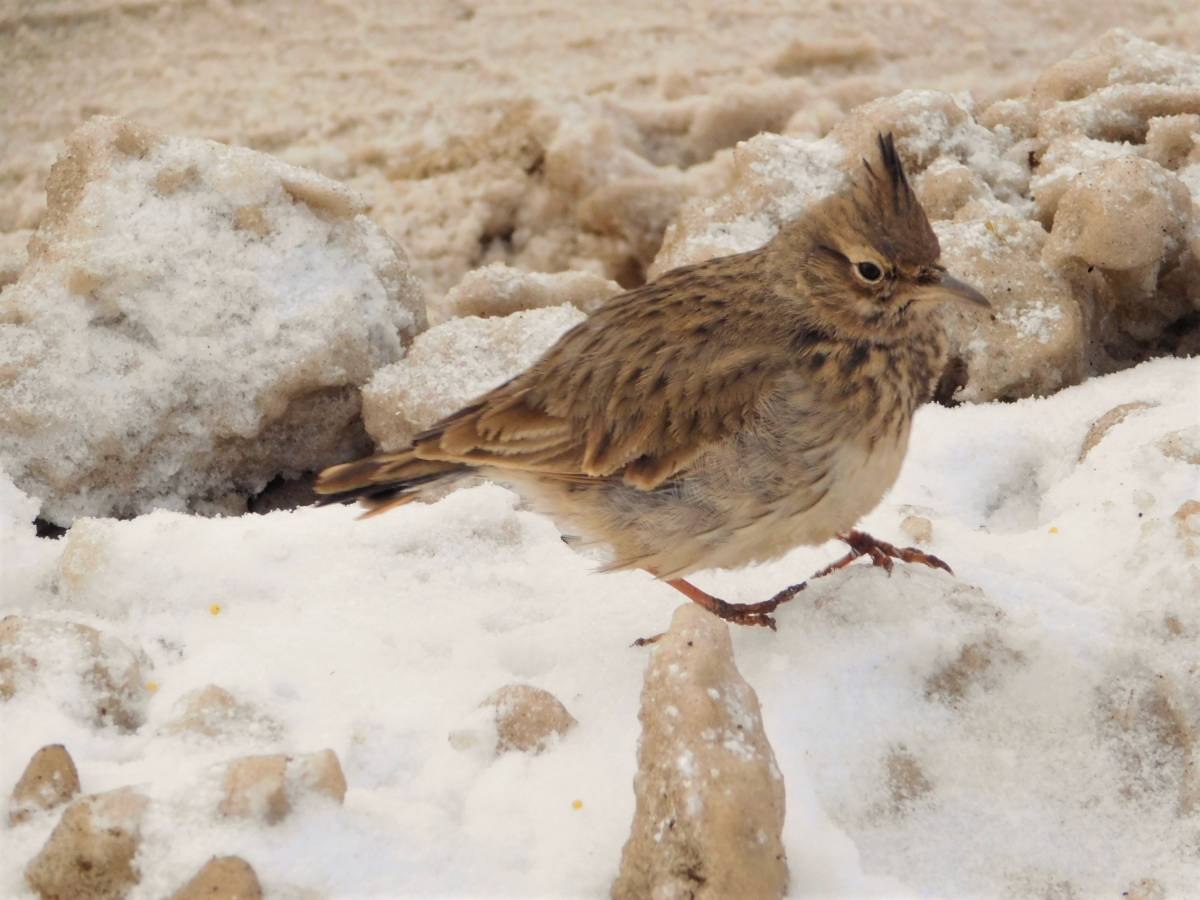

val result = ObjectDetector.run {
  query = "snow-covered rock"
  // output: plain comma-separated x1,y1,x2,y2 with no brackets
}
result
613,603,788,900
218,749,347,825
169,856,263,900
483,684,577,755
8,744,80,826
160,685,282,742
0,117,425,525
0,616,148,732
25,787,148,900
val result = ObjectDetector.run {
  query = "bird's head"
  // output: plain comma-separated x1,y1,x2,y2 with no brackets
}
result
772,133,989,342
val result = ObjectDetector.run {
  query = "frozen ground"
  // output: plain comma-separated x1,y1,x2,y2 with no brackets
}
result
2,356,1197,897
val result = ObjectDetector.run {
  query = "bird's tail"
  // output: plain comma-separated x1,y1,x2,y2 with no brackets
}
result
314,450,470,518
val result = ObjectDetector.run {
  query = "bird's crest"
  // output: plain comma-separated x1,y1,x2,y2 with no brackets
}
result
849,132,938,266
860,133,915,214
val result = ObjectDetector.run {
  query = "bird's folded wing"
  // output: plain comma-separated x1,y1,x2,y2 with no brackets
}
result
410,269,786,491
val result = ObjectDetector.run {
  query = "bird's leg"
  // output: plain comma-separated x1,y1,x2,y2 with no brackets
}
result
832,529,953,576
632,572,791,646
667,578,805,629
633,529,952,646
807,545,865,580
631,578,806,646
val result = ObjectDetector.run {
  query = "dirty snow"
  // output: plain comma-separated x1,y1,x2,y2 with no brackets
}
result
2,357,1197,897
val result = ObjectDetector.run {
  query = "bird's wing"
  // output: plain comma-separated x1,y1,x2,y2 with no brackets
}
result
411,257,790,490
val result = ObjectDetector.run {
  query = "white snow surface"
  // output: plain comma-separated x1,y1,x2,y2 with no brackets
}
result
2,356,1199,897
0,119,423,524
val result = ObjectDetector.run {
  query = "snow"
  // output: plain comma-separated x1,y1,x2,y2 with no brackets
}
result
361,303,585,451
997,300,1065,344
2,355,1197,897
652,133,846,273
0,118,424,525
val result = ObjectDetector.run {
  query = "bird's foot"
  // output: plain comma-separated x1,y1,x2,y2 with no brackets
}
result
636,577,797,646
635,531,950,645
632,579,806,643
630,633,663,647
662,578,806,631
817,529,953,578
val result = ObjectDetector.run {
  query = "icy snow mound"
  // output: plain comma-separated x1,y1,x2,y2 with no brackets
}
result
654,30,1200,404
0,118,426,525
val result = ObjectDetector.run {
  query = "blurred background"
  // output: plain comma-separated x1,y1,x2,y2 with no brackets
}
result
5,0,1199,296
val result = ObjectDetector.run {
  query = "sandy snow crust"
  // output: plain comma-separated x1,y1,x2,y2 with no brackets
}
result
2,358,1198,897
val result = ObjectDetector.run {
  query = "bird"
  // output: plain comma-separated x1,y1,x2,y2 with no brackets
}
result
315,133,990,630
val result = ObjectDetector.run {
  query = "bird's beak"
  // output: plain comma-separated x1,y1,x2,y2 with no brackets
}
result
927,271,990,309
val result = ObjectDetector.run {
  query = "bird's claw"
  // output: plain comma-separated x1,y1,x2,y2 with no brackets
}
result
842,530,954,577
739,612,777,630
865,544,895,574
631,607,775,647
714,600,780,630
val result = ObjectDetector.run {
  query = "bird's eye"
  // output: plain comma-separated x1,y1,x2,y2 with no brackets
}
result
854,261,884,284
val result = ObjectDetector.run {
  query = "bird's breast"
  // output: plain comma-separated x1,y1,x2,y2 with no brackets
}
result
680,373,916,571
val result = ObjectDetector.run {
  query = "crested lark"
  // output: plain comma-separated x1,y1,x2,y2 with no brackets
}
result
316,134,989,629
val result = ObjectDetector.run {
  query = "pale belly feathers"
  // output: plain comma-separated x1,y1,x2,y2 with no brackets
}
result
500,403,913,579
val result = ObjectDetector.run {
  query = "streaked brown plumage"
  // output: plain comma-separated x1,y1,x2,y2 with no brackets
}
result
316,134,989,628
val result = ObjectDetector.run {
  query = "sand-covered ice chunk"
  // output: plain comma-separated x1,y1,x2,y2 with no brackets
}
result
651,132,845,277
1029,136,1142,226
1045,157,1190,273
1144,115,1200,171
1031,29,1200,142
362,303,584,452
1045,157,1194,358
0,116,425,525
829,90,1028,203
430,263,618,324
935,214,1086,401
452,683,579,756
1018,31,1200,369
913,158,992,221
377,96,705,295
613,603,788,900
653,41,1200,402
